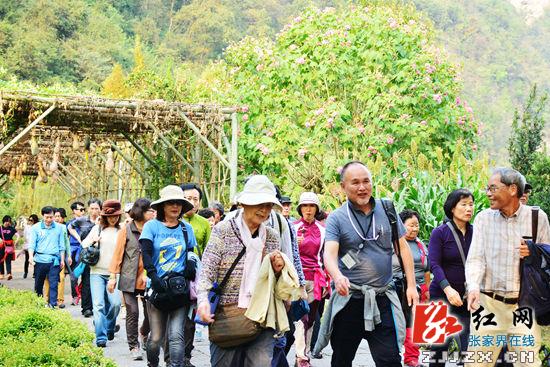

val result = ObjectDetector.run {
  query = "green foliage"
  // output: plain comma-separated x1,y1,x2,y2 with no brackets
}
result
508,84,548,175
0,287,115,367
367,141,489,240
0,178,71,220
526,153,550,215
225,3,479,193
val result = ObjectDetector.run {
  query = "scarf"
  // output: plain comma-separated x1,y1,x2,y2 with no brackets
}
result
236,215,266,308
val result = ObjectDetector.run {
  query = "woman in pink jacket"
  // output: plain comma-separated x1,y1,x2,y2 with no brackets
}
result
292,192,330,367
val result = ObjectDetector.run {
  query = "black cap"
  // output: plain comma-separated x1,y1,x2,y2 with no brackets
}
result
280,196,291,204
524,183,532,193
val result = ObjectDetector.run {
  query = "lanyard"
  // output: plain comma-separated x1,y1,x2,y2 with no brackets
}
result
346,201,376,241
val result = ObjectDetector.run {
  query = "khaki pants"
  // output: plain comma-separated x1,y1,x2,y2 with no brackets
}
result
44,267,66,304
467,293,541,367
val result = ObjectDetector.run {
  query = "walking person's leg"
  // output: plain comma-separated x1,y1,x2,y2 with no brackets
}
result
102,276,121,340
183,308,196,364
23,250,29,278
46,264,60,307
90,274,109,346
70,250,79,301
123,292,140,350
330,298,366,367
5,256,12,279
146,302,168,367
0,247,5,279
364,295,402,367
167,306,186,367
57,267,66,306
81,265,93,315
34,262,49,297
244,328,277,367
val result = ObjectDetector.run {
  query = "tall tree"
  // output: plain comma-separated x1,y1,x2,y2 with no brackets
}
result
508,84,548,175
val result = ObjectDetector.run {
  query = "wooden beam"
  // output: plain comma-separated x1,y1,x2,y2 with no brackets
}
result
144,121,194,172
0,104,56,157
179,112,230,168
230,112,239,200
120,132,161,171
110,143,147,179
58,162,87,192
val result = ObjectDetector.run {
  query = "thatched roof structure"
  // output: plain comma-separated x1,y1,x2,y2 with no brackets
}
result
0,91,237,175
0,90,240,202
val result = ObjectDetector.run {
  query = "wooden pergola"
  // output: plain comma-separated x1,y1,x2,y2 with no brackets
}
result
0,91,240,204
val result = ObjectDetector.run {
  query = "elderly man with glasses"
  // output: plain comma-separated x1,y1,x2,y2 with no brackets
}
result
466,168,550,366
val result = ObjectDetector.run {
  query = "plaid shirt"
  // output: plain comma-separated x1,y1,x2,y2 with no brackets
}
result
465,204,550,298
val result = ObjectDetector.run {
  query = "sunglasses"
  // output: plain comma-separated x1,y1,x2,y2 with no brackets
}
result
165,200,182,206
75,208,85,212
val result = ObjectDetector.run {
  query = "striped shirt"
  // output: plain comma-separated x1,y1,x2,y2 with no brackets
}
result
465,204,550,298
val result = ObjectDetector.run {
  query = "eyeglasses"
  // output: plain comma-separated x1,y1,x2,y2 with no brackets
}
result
485,184,507,193
75,208,85,212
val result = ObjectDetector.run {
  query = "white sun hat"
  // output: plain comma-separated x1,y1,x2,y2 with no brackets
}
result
236,175,282,209
151,185,194,214
297,191,320,216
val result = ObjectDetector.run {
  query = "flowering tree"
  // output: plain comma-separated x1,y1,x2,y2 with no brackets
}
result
225,3,479,196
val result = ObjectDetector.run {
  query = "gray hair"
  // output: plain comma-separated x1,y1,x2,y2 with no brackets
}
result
492,167,526,198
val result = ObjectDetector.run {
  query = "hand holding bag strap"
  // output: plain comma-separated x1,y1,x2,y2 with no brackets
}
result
532,206,539,244
446,221,467,265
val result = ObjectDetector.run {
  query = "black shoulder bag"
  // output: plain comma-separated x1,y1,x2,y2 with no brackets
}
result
80,226,102,266
381,199,413,326
149,223,192,312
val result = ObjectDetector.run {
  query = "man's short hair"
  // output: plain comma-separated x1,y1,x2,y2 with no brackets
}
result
198,208,215,219
339,161,369,182
88,198,102,208
70,201,85,210
41,206,55,215
493,167,526,198
180,183,203,200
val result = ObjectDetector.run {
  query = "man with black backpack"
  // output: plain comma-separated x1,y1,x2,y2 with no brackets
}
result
466,168,550,366
313,161,419,367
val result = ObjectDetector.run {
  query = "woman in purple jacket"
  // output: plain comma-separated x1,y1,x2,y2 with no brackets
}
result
428,189,474,367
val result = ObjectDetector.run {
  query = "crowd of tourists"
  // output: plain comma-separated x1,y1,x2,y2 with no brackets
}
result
0,161,548,367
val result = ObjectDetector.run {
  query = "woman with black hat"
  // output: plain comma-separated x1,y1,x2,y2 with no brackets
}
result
82,199,123,348
139,185,197,367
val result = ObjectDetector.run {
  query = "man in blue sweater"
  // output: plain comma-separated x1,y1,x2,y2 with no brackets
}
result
29,206,66,308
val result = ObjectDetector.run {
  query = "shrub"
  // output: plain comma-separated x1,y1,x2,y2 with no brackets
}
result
0,287,115,367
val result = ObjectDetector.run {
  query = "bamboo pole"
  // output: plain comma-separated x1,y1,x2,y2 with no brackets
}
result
144,121,195,172
0,104,56,157
229,113,239,201
121,132,161,171
179,112,230,168
110,142,147,180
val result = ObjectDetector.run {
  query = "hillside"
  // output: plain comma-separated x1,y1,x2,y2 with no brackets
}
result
0,0,549,161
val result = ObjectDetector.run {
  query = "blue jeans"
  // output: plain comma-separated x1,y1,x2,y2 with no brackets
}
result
90,274,121,344
34,261,60,307
146,302,187,367
210,328,276,367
